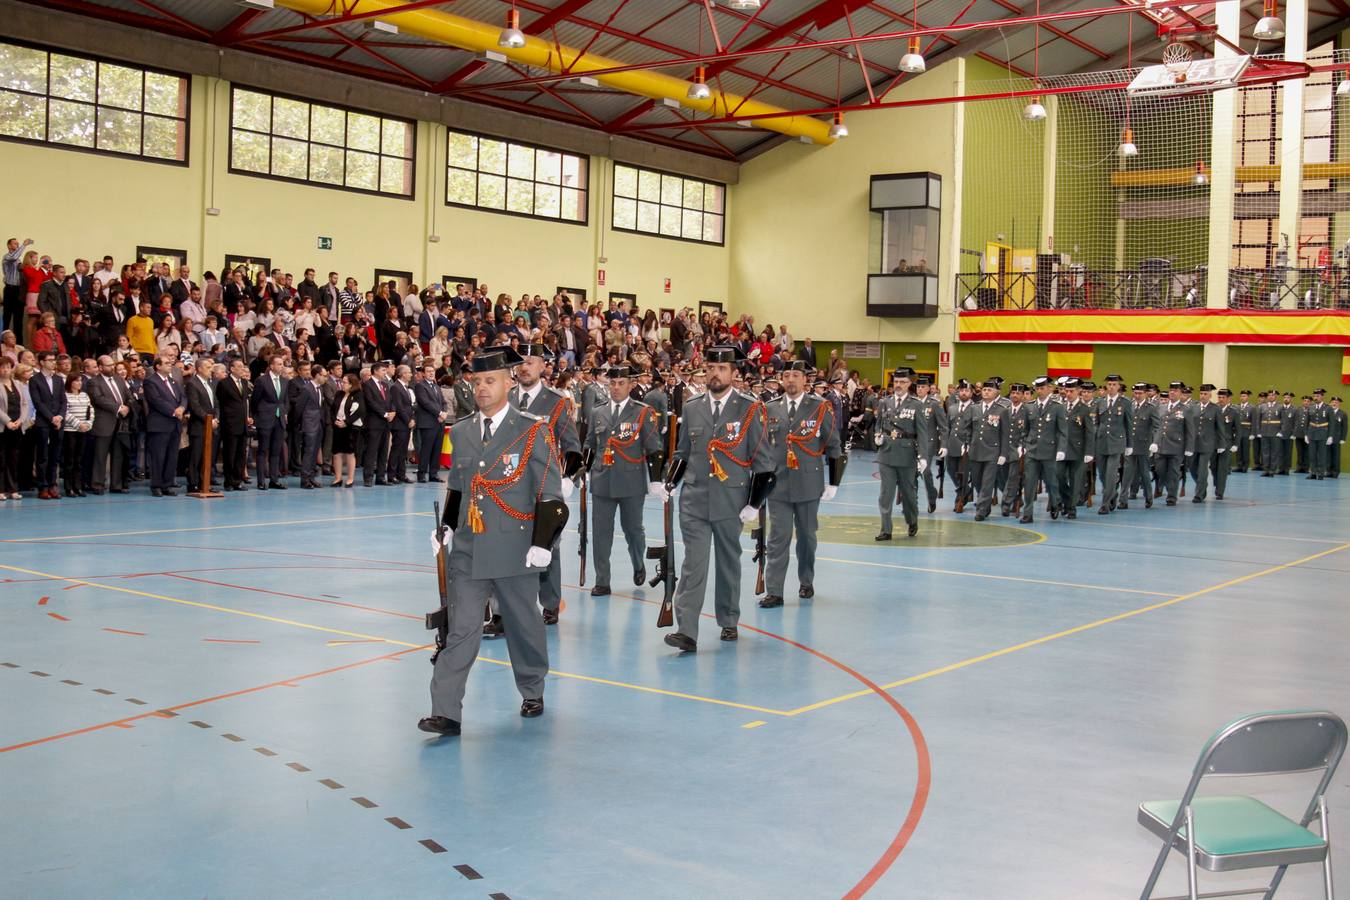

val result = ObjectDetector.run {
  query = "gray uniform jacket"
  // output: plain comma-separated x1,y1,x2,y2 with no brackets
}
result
1023,399,1069,461
673,390,774,521
766,394,841,503
875,393,930,466
946,401,973,452
586,399,662,498
1131,400,1160,450
1193,403,1224,453
1062,400,1096,461
1093,395,1133,456
920,396,947,458
1153,401,1196,455
1007,403,1030,453
957,401,1011,462
445,408,563,580
513,384,580,460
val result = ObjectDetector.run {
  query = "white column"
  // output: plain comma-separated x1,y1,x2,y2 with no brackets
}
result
943,58,967,380
1041,94,1058,253
1202,0,1243,387
1274,0,1308,266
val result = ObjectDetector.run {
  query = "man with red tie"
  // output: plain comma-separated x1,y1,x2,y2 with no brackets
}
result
362,359,394,486
143,353,186,497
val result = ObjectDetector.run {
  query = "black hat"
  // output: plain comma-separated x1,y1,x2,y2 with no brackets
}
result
1079,380,1096,391
1148,383,1159,392
704,345,745,364
1314,388,1325,395
607,365,635,378
522,343,554,361
1199,383,1215,392
1181,385,1193,394
1332,396,1342,402
471,347,525,373
986,375,1004,386
1032,375,1052,387
1132,381,1149,391
916,374,933,386
1301,395,1311,401
1240,389,1250,395
1010,382,1029,392
1168,381,1184,390
589,367,605,377
893,366,915,379
782,360,811,373
1105,374,1123,383
1063,377,1082,388
371,359,389,372
1283,391,1293,397
1218,388,1232,397
955,378,971,389
829,372,845,384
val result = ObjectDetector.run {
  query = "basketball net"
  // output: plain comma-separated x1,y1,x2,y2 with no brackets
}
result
1162,42,1194,84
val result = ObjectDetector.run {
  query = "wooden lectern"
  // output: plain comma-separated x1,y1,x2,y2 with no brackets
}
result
189,415,224,499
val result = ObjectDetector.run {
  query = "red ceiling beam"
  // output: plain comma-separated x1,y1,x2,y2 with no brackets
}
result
222,0,452,44
125,0,211,38
214,9,265,43
39,0,205,40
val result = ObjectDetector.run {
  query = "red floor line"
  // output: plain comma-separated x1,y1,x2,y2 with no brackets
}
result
102,628,146,636
46,613,70,622
36,596,48,605
0,646,426,754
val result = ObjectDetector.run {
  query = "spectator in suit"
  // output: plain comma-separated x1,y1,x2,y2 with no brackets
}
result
217,358,251,491
168,265,197,310
37,264,70,331
361,359,394,486
71,259,95,310
386,364,415,484
87,355,132,494
142,354,185,497
29,351,66,498
413,362,448,483
249,353,289,490
184,358,217,493
331,372,364,488
290,360,325,489
798,337,817,369
318,361,340,474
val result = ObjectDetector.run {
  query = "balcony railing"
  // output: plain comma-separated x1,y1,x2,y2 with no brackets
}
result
1227,267,1350,310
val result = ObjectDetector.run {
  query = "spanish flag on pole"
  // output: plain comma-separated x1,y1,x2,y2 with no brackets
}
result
1342,348,1350,385
1047,344,1094,379
439,426,453,468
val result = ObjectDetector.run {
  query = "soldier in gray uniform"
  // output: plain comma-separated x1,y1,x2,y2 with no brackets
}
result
1093,374,1133,515
1278,392,1297,475
874,367,931,539
945,380,974,510
510,344,583,625
1306,388,1332,479
1151,381,1196,506
1258,391,1285,476
760,360,844,608
452,364,477,420
583,365,663,596
1019,376,1068,524
578,367,608,445
1233,390,1254,472
419,347,566,737
1122,382,1158,509
1190,384,1225,502
658,346,775,653
1056,379,1096,519
916,375,946,514
1001,383,1030,518
1215,388,1240,498
1330,396,1346,478
957,379,1011,521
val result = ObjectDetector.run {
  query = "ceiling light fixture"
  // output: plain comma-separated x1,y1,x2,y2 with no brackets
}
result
1119,126,1138,157
498,8,526,48
899,37,926,74
1023,97,1047,121
1193,160,1208,185
828,112,849,139
687,66,711,100
236,0,274,9
1252,0,1284,39
724,0,762,10
368,19,397,35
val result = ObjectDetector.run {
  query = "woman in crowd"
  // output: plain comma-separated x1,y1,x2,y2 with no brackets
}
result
31,312,66,354
378,306,403,361
111,334,134,363
255,297,275,333
0,330,20,365
155,314,181,354
428,325,451,363
0,356,29,500
292,329,313,365
276,296,296,341
20,249,44,346
246,324,270,363
341,321,367,366
249,270,272,307
330,372,364,488
61,373,92,497
641,310,660,344
12,361,36,492
294,296,317,339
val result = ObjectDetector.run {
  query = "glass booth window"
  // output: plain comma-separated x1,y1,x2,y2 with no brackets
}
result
868,173,940,318
881,209,938,274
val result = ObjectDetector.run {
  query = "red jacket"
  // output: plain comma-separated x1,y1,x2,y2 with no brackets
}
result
31,327,66,354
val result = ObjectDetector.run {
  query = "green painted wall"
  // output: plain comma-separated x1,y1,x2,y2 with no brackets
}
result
1055,97,1118,270
961,57,1043,256
1228,347,1345,399
953,342,1204,387
954,343,1047,385
811,341,939,385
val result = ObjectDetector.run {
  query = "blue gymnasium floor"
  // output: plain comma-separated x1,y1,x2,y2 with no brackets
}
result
2,455,1348,899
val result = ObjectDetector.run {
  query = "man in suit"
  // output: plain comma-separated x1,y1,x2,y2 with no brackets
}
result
362,360,394,486
143,354,185,497
319,271,341,321
1019,376,1069,524
583,366,664,597
37,264,70,331
144,262,170,308
420,347,566,736
217,358,251,491
386,364,416,484
656,345,774,652
184,357,218,493
873,368,930,539
759,360,842,607
798,338,817,369
168,265,197,310
30,351,67,499
249,353,289,490
958,379,1012,521
71,259,95,310
1151,381,1196,505
289,361,325,489
414,363,449,483
87,354,132,494
510,344,583,625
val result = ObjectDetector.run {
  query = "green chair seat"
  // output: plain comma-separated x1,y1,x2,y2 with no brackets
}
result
1139,795,1328,872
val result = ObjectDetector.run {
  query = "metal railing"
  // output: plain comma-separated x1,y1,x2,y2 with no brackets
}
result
1227,267,1350,311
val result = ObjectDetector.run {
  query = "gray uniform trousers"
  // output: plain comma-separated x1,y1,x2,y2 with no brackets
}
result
878,462,918,533
1191,451,1214,499
920,465,938,506
430,563,547,721
1213,449,1231,496
1125,453,1153,498
673,509,743,643
1001,459,1024,515
538,547,563,613
1156,453,1184,499
968,458,999,517
1260,435,1283,473
765,497,819,596
592,494,646,586
1098,453,1123,509
1023,456,1058,514
1057,460,1085,512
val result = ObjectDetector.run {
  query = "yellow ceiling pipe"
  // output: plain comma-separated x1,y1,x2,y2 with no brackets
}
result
273,0,835,145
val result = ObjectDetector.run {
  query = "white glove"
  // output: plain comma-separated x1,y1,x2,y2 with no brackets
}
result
938,447,948,459
1276,433,1283,438
1017,446,1025,458
917,458,928,474
960,445,968,456
1125,447,1133,456
1055,451,1065,462
1217,446,1225,454
429,528,451,552
821,485,837,502
997,456,1006,466
874,432,882,447
1184,450,1193,457
1149,443,1158,454
1329,437,1335,446
525,546,552,568
1230,446,1237,452
1084,455,1094,464
559,477,574,500
738,505,758,524
648,481,664,497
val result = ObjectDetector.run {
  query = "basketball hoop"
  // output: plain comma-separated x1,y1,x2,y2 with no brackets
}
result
1128,51,1249,97
1162,43,1193,84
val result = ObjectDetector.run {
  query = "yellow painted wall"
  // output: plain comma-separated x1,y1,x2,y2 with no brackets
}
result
728,59,961,345
0,74,728,314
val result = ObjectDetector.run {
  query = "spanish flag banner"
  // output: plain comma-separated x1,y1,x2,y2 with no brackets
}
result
1342,349,1350,385
439,426,453,468
1047,344,1093,378
958,309,1350,345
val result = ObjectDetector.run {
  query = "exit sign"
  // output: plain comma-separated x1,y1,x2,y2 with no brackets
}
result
317,236,333,250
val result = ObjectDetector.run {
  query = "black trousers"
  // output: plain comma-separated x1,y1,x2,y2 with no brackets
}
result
2,283,22,336
417,425,442,478
91,431,129,490
221,430,246,486
187,430,207,491
364,422,389,481
34,425,61,490
146,427,179,489
0,427,21,494
300,426,321,480
61,431,86,492
387,427,410,480
256,418,285,484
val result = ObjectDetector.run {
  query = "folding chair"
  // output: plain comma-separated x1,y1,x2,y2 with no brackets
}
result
1138,710,1346,900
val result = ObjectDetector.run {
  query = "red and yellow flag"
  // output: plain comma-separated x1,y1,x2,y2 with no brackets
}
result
1047,344,1093,379
1341,349,1350,385
439,426,453,467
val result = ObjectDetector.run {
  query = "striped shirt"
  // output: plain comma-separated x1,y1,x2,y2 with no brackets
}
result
63,392,92,431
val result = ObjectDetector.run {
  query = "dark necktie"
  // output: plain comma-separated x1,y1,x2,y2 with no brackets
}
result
519,391,530,410
712,399,723,424
788,400,797,419
482,416,493,444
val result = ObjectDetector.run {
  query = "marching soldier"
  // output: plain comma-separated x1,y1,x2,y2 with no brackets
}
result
1258,391,1286,477
578,367,607,444
1306,389,1332,479
511,344,582,626
1234,390,1255,473
873,367,931,539
420,347,567,737
583,365,663,596
916,374,946,514
1215,389,1239,499
1001,383,1030,518
1122,382,1157,509
1076,380,1100,508
1278,392,1297,475
760,361,844,608
957,379,1011,521
1151,381,1195,506
1019,376,1068,524
657,346,774,653
1294,395,1312,473
1190,384,1226,502
1330,396,1346,478
1057,379,1095,520
945,380,973,510
1093,374,1132,515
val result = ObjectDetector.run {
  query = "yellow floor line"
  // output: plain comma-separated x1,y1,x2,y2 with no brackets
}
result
784,543,1350,717
0,562,786,716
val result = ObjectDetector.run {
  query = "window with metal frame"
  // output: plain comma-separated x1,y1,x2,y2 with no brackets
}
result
612,163,725,246
445,129,588,224
229,86,414,198
0,39,188,164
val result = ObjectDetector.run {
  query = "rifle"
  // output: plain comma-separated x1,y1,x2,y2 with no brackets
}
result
649,387,683,629
752,506,767,595
424,499,451,664
577,471,588,587
1013,454,1024,514
953,451,969,513
937,454,945,499
1086,460,1096,507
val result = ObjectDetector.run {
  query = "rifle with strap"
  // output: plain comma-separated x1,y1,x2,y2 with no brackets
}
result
424,496,455,664
649,386,684,628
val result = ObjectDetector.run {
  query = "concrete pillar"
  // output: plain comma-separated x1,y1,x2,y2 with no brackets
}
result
943,58,967,381
1275,0,1308,267
1041,94,1058,254
1202,0,1243,388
